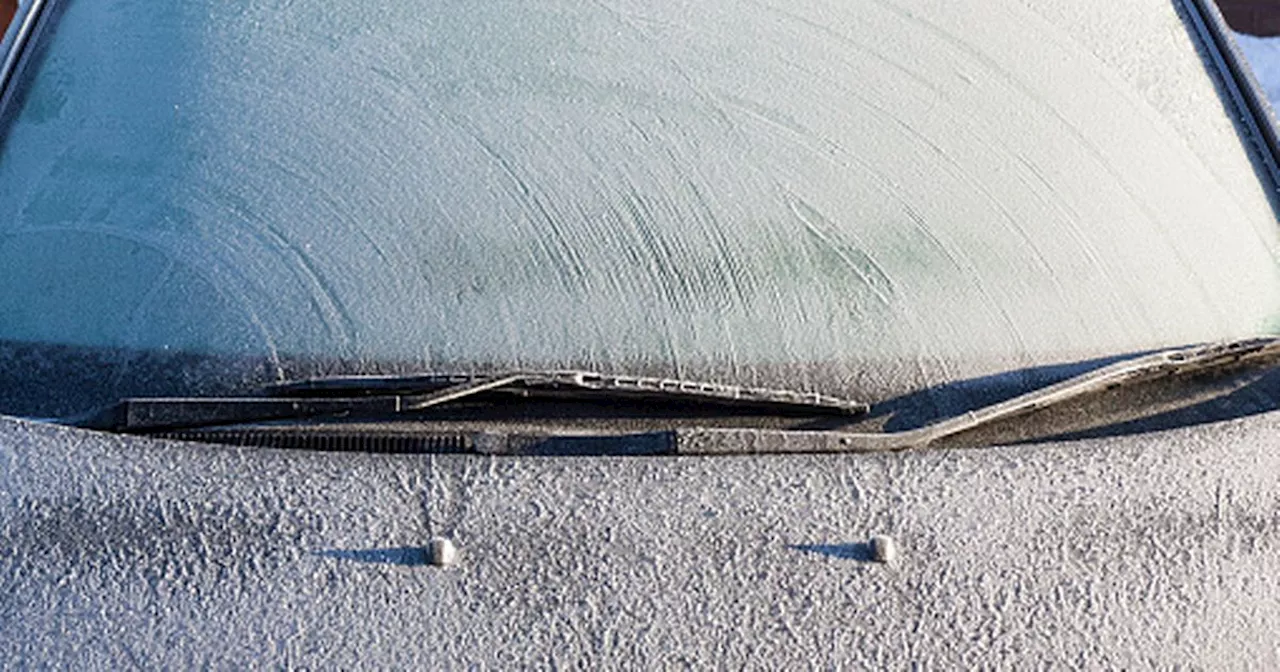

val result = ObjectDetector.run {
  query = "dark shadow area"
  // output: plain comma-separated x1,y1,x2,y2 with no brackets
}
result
0,338,310,419
1032,365,1280,443
806,344,1280,449
315,547,430,566
790,543,874,562
930,356,1280,449
848,350,1151,433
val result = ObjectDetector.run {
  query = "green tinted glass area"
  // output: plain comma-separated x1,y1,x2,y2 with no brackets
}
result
1,0,1278,408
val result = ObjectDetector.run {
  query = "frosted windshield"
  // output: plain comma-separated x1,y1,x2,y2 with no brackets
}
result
1,0,1278,409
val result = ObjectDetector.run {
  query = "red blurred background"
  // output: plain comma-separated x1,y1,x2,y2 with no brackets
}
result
1219,1,1280,36
0,1,13,36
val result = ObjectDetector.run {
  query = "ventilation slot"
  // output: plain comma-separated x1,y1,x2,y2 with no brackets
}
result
154,430,472,454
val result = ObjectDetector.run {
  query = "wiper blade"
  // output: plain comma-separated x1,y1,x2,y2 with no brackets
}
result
78,370,869,433
269,370,866,412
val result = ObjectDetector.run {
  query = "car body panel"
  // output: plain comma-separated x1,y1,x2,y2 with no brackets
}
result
2,414,1279,667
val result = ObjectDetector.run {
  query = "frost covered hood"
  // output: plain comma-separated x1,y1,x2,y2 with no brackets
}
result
1,0,1279,415
3,407,1280,666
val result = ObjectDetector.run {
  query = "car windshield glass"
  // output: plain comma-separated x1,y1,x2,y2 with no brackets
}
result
1,0,1279,421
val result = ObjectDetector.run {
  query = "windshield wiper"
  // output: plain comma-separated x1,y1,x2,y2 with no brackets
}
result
76,370,869,433
73,337,1280,452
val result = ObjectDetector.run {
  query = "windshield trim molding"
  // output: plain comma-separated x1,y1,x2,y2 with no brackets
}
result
0,0,53,120
1184,0,1280,190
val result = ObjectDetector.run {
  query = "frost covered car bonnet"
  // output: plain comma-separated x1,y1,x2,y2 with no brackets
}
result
0,0,1278,418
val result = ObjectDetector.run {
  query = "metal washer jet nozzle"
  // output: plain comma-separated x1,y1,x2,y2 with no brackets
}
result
871,535,897,564
429,537,458,567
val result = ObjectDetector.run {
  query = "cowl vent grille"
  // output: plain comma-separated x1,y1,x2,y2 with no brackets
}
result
155,429,472,454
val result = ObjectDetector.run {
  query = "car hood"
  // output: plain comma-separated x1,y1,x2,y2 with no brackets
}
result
1,411,1278,666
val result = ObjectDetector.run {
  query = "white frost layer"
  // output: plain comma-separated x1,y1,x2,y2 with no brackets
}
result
1,0,1279,403
5,412,1280,667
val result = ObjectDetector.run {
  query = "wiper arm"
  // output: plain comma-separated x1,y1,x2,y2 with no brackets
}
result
77,370,869,433
682,336,1280,454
